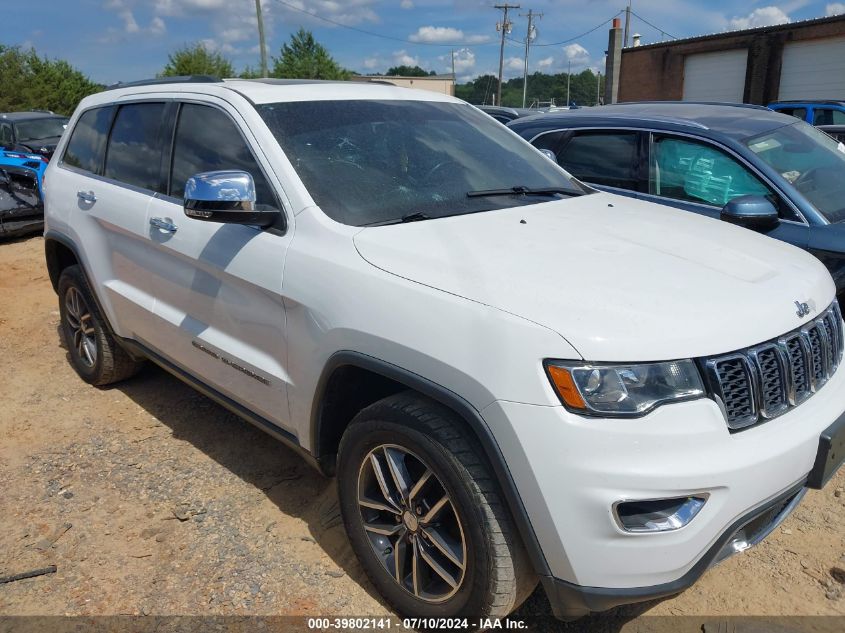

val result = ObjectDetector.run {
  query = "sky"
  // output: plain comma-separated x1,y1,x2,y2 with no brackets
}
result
7,1,845,85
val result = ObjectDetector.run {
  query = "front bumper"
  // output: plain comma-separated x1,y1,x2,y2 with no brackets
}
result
0,164,43,238
481,353,845,617
541,479,806,619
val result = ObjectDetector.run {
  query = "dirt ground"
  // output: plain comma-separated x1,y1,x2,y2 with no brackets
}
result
0,235,843,630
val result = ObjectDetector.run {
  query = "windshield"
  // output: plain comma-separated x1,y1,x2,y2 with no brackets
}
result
14,117,68,142
258,99,588,226
745,121,845,223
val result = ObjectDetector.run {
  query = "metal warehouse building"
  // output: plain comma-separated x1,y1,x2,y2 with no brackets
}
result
611,13,845,105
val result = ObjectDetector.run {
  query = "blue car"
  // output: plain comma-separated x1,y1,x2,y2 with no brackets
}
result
508,102,845,302
0,111,66,238
768,100,845,143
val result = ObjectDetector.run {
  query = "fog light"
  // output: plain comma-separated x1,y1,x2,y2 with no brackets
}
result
614,495,707,533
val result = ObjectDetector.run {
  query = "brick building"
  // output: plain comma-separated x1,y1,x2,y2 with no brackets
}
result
608,13,845,105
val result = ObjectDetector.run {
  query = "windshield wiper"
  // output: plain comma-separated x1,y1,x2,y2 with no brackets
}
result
361,212,433,227
466,185,576,198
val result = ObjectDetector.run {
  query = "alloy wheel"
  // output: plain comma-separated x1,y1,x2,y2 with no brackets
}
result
357,444,467,603
64,286,97,368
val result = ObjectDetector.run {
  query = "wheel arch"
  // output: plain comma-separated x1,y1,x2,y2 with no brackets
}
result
45,231,82,293
310,350,552,578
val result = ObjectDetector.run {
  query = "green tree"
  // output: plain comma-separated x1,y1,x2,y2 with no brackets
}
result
385,65,434,77
159,43,235,78
0,45,100,115
271,28,350,80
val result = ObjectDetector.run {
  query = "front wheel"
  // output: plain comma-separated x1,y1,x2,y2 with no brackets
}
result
337,392,536,620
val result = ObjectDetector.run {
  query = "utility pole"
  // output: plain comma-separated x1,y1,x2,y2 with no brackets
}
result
596,70,601,105
495,3,519,107
566,60,571,105
520,9,541,108
623,0,632,48
255,0,268,77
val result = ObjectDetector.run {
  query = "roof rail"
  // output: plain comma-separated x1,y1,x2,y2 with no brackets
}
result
614,100,770,111
104,75,223,90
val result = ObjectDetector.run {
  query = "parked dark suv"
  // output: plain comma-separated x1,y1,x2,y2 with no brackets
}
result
508,102,845,300
0,111,68,158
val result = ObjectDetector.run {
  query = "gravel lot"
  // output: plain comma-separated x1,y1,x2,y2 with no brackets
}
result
1,236,843,630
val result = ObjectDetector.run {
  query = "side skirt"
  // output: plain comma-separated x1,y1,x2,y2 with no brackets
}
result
119,337,324,474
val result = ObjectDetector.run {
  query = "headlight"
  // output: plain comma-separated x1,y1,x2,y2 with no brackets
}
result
545,359,705,416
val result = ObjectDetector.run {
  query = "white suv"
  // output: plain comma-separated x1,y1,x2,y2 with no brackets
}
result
43,78,845,621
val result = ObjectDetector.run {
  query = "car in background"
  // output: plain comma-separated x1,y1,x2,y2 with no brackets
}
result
508,101,845,301
0,111,69,158
768,100,845,143
0,111,67,238
0,164,42,238
475,105,538,124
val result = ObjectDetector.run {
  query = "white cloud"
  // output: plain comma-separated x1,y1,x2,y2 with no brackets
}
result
363,57,381,70
392,49,421,67
150,16,166,36
827,3,845,15
409,26,490,44
562,43,590,66
728,7,790,30
400,0,414,8
440,47,475,73
505,56,524,71
536,56,554,69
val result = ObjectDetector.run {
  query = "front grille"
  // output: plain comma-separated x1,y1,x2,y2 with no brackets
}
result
703,302,843,430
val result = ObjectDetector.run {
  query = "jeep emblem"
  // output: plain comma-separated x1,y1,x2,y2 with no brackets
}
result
795,301,810,318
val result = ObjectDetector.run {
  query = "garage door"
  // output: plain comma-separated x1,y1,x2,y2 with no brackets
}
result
779,36,845,100
683,49,748,102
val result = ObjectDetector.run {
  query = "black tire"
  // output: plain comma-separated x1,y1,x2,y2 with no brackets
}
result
57,265,143,386
337,392,537,621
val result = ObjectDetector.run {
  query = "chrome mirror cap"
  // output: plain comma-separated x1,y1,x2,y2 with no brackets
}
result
183,170,278,228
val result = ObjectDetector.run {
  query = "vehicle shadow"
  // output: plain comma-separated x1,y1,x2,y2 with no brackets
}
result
114,363,663,630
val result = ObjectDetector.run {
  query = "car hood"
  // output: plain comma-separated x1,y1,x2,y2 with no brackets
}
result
353,192,835,361
19,137,60,157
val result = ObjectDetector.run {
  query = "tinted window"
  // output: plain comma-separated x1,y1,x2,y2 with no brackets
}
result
812,108,845,126
650,135,781,212
63,107,113,174
170,103,277,209
531,130,567,153
0,124,12,145
259,100,587,226
559,131,639,190
104,103,166,191
774,107,807,121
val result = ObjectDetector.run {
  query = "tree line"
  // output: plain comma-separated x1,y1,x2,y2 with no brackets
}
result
1,30,603,115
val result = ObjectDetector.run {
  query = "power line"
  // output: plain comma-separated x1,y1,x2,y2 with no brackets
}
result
273,0,499,47
531,11,623,46
629,9,677,40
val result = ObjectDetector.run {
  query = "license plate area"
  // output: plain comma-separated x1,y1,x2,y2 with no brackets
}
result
807,410,845,489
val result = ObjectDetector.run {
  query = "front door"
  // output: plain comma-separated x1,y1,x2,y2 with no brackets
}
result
142,100,293,432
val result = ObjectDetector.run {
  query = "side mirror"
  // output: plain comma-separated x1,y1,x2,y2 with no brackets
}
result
184,170,278,228
538,149,557,162
720,195,779,231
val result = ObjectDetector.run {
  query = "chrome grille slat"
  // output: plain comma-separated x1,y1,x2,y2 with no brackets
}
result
704,302,842,431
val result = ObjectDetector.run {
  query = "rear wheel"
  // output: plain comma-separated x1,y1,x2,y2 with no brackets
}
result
57,265,143,385
337,392,536,620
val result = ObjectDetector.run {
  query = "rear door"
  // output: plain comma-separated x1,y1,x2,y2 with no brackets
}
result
50,103,164,341
546,129,645,198
142,99,293,431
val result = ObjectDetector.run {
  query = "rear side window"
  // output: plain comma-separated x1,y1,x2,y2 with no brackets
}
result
773,107,807,121
104,103,166,192
170,103,277,209
559,131,640,190
63,107,113,174
812,108,845,126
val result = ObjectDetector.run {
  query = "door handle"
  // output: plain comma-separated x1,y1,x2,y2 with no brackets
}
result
77,190,96,203
150,217,178,233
